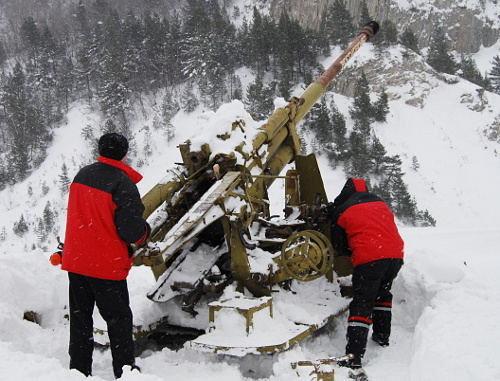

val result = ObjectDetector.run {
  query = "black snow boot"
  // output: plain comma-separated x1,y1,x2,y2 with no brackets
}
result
338,355,362,369
348,367,369,381
371,333,389,347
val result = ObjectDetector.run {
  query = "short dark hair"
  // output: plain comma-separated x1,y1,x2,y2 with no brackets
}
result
98,133,129,161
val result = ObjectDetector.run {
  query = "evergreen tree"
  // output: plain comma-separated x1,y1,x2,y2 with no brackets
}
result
0,157,8,189
400,28,419,53
417,210,436,227
91,0,112,19
199,71,227,111
59,163,71,193
349,72,374,125
230,74,243,100
164,121,175,142
307,99,331,146
276,12,294,99
152,115,162,131
180,0,237,107
143,125,153,157
38,26,61,89
102,119,118,134
373,89,389,122
489,55,500,94
427,26,457,75
384,20,398,46
122,11,147,94
183,0,212,36
81,124,94,141
210,3,238,75
391,175,418,224
246,7,274,75
0,42,7,69
2,63,50,180
324,0,355,48
13,215,29,236
167,12,185,85
180,84,199,113
57,57,76,111
330,102,348,163
317,15,332,57
345,130,371,178
358,1,372,30
35,218,47,243
244,75,275,120
290,20,319,85
371,182,392,207
43,201,55,232
97,11,129,122
236,17,250,64
459,55,485,87
41,182,50,196
20,17,41,65
374,20,398,50
20,18,65,132
411,156,420,171
376,154,415,221
75,0,91,41
370,135,388,175
142,12,174,89
161,88,179,125
75,40,95,103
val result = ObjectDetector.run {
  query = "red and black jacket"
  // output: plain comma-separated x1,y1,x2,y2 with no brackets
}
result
328,178,404,267
62,156,149,280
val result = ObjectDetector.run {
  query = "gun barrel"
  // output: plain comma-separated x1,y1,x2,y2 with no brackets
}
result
251,21,379,154
246,21,379,201
294,21,379,123
317,21,379,88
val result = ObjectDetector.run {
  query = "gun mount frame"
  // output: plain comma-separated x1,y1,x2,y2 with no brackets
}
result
132,21,379,355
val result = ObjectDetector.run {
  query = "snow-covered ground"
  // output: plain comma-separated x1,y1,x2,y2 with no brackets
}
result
1,216,499,380
1,29,500,381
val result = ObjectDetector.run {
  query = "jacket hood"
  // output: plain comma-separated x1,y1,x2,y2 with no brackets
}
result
333,178,368,207
98,155,143,184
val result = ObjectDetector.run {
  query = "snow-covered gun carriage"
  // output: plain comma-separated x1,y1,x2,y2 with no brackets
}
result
134,22,379,356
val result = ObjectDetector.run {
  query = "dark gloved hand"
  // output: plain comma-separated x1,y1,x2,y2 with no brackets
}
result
323,202,336,216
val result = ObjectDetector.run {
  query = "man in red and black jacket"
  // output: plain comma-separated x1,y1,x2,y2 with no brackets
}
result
62,133,150,379
327,178,404,373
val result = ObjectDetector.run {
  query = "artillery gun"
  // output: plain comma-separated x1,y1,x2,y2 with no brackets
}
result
134,22,379,356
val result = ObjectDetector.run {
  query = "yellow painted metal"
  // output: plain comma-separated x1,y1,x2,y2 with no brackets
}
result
281,230,335,282
141,176,185,220
315,371,335,381
208,296,273,333
227,218,272,297
191,303,351,356
136,21,378,302
295,154,328,205
291,354,356,380
285,169,300,207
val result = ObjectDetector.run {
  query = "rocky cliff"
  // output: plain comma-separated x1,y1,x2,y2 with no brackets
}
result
259,0,499,54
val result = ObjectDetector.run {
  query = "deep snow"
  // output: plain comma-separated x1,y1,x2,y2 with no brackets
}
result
1,12,500,381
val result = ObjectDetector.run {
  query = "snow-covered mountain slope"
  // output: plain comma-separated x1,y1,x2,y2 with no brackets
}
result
0,21,499,381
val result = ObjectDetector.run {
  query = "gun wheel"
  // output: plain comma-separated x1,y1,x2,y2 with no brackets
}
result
281,230,334,282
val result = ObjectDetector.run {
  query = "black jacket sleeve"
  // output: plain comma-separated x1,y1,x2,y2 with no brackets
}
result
330,223,351,256
113,175,149,244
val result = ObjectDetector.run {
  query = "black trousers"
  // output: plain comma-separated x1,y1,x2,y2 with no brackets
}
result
346,258,403,359
68,272,135,378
